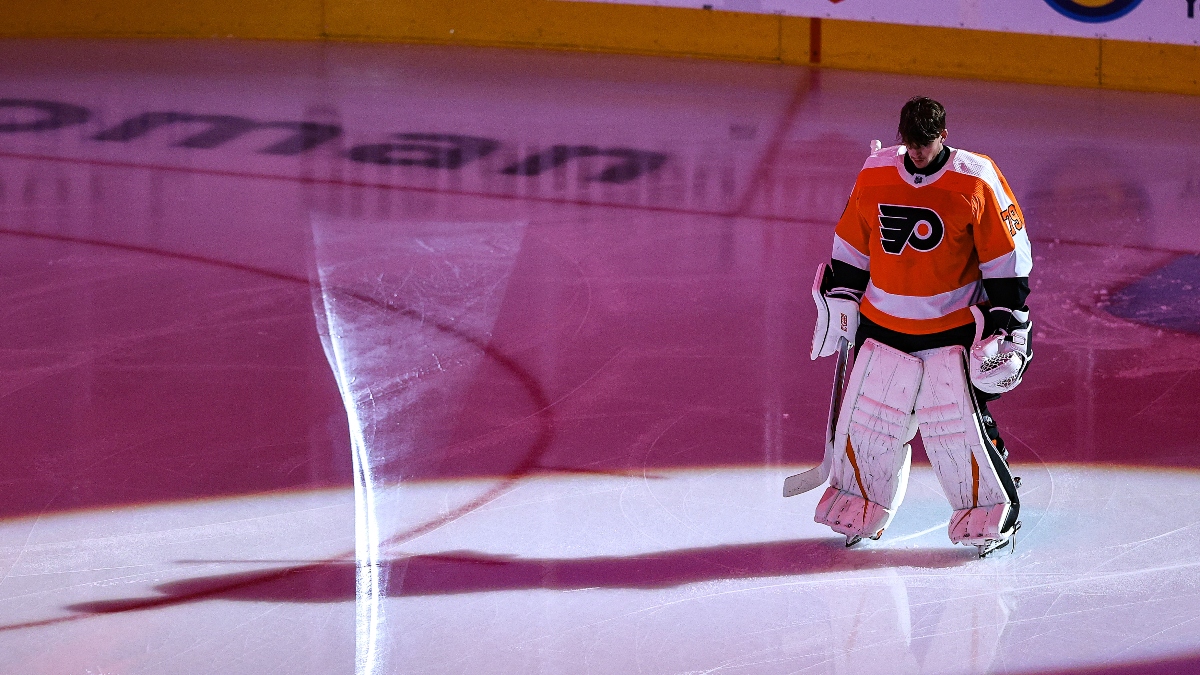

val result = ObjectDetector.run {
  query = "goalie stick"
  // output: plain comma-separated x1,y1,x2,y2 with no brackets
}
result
784,139,877,499
783,335,850,497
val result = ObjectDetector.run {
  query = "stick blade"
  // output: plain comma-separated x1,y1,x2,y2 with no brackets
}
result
783,467,826,497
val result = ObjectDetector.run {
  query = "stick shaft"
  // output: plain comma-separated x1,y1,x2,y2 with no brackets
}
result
783,337,850,497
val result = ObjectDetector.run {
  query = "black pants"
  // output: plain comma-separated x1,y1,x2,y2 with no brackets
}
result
854,314,1006,453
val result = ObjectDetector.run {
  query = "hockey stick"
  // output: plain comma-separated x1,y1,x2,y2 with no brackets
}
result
783,335,849,497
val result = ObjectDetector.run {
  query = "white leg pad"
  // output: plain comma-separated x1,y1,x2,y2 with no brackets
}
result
948,503,1010,546
815,339,922,539
915,346,1014,546
815,485,894,540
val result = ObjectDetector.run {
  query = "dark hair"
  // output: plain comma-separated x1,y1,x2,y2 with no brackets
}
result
897,96,946,147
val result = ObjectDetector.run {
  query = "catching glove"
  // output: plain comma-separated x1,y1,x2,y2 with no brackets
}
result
969,305,1033,394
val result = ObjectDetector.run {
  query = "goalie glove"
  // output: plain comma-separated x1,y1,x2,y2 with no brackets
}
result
810,262,860,360
969,305,1033,394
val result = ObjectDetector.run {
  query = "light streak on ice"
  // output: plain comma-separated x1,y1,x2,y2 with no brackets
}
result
317,273,383,675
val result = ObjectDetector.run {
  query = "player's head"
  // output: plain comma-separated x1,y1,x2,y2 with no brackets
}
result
898,97,946,147
898,96,948,168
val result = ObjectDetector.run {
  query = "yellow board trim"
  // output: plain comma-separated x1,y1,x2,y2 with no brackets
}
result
1,0,1198,96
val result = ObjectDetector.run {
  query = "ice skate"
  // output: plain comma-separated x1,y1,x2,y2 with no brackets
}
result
976,521,1021,558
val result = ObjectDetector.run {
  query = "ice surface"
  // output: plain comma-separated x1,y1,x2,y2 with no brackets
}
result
2,38,1200,675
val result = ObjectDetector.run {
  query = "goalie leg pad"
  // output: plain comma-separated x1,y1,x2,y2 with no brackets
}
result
815,484,894,541
814,339,921,538
815,448,910,540
914,346,1020,546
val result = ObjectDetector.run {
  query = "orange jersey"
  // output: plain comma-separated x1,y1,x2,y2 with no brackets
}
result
833,145,1032,334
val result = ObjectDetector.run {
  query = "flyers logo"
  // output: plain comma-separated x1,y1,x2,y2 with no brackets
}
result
1001,204,1024,236
878,204,945,255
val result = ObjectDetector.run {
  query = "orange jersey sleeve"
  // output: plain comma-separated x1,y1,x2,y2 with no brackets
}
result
832,177,871,271
972,156,1032,280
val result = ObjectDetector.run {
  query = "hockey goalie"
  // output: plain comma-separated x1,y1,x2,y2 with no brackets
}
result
786,97,1033,558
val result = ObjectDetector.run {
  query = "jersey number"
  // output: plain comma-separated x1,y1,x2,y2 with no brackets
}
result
1001,204,1024,236
878,204,945,255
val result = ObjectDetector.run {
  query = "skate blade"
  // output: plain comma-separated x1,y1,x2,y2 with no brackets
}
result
976,538,1010,558
977,521,1022,558
845,535,863,547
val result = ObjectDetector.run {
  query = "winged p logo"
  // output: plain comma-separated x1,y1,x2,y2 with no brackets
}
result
878,204,945,254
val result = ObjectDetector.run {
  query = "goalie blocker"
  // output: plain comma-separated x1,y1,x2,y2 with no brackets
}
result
814,339,1020,553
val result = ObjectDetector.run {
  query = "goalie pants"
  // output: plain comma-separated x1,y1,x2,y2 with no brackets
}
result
855,314,1007,454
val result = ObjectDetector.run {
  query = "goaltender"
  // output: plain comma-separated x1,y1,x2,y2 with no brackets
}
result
807,96,1033,557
